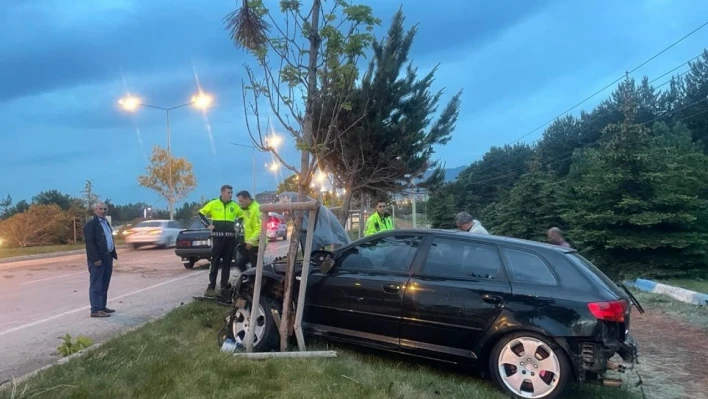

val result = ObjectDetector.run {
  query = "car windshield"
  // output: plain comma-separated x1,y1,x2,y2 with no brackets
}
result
135,221,163,228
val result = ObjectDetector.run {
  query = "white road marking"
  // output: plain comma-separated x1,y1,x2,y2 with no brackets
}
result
0,270,206,338
21,271,86,285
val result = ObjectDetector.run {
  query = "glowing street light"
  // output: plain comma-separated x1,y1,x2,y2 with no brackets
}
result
269,162,280,172
117,90,214,220
118,96,141,111
191,92,213,110
265,133,283,149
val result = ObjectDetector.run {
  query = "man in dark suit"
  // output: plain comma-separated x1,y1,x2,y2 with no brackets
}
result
84,202,118,318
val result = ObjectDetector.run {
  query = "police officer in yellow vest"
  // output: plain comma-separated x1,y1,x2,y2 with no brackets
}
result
235,190,262,272
198,185,242,297
365,199,394,236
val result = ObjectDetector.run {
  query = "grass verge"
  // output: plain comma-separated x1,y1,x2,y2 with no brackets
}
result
0,244,85,259
631,289,708,329
0,301,642,399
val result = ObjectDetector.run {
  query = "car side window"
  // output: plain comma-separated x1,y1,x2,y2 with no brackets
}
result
421,238,503,280
338,235,423,273
502,248,557,285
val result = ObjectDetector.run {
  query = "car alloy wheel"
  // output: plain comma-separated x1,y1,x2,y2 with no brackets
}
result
230,296,280,352
490,333,569,399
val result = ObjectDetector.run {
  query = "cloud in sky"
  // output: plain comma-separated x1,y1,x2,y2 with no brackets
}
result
1,0,708,206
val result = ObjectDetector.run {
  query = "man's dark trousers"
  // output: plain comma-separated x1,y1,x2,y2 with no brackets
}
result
210,237,235,289
88,254,113,313
237,244,259,271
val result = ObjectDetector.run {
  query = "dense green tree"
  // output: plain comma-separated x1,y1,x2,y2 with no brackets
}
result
32,190,72,211
678,50,708,146
429,52,708,279
313,8,461,224
175,201,201,224
482,161,565,241
564,92,708,278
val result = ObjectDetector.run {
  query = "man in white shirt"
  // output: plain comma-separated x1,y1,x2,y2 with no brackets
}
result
454,212,489,235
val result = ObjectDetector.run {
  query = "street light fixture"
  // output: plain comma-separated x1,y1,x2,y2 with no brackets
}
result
118,91,213,220
265,134,283,149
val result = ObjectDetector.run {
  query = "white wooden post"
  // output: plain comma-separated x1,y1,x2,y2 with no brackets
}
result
241,201,327,356
243,210,269,353
294,206,318,350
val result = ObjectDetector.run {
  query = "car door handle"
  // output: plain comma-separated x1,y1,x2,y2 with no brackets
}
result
481,294,503,304
382,284,400,293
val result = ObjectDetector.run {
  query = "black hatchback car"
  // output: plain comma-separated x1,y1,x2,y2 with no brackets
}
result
227,229,640,399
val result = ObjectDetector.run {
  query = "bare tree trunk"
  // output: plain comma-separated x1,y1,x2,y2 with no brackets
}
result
337,188,354,226
336,176,355,226
357,191,364,239
279,0,322,352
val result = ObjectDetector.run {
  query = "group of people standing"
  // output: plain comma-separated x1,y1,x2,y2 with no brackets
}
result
363,198,571,248
83,193,570,318
197,185,261,298
83,185,263,318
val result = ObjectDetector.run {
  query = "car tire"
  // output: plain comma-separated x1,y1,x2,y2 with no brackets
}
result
183,260,195,269
488,332,571,399
230,296,280,352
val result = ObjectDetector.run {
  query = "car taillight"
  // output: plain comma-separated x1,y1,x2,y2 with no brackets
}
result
588,300,627,322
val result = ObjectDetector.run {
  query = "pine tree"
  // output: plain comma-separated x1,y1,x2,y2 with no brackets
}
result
564,84,708,278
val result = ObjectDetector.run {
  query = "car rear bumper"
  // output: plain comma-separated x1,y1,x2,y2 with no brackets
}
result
175,247,211,260
573,332,638,385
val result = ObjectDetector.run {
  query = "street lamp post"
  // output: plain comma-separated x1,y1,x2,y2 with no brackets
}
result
118,93,213,220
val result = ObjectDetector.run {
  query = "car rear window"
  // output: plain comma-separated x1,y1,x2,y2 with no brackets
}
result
502,248,557,285
188,219,208,230
567,253,624,296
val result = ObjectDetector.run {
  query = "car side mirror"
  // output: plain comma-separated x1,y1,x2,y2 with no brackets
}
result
320,255,335,274
310,250,335,274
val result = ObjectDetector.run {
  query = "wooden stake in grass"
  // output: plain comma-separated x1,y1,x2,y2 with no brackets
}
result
243,201,321,355
223,0,380,352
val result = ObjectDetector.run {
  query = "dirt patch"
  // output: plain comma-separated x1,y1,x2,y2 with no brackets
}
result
631,309,708,399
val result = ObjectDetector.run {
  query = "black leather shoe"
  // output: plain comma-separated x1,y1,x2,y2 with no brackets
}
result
103,308,116,313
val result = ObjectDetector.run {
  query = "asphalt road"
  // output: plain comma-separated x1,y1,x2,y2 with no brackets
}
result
0,240,290,384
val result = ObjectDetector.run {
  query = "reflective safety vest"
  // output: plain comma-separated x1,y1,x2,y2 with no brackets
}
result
365,212,394,236
241,200,262,246
199,198,243,237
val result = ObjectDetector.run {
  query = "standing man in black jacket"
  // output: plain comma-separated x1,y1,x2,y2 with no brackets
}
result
84,202,118,318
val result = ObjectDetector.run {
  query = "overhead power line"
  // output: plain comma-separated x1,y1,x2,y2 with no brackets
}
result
648,52,704,84
466,38,708,177
506,20,708,146
463,96,708,186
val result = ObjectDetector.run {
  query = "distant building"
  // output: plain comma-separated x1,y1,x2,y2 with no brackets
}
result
256,191,278,204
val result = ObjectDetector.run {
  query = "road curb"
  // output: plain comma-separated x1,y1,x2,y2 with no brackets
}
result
0,244,130,265
624,278,708,306
0,304,176,391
